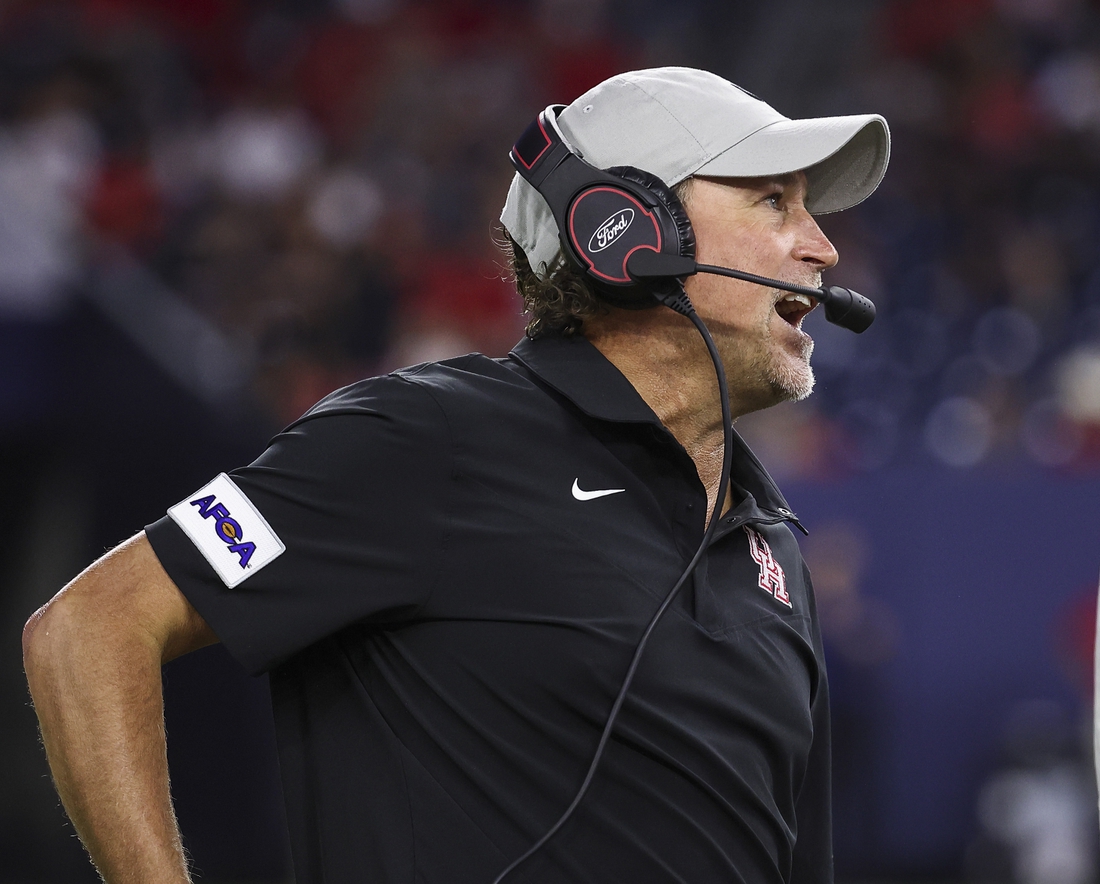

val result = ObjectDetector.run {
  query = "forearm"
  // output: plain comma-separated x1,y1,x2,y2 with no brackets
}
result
23,545,197,884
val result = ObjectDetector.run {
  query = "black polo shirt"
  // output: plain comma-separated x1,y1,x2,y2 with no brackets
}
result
146,334,832,884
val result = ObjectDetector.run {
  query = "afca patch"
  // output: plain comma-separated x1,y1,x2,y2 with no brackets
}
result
168,473,285,588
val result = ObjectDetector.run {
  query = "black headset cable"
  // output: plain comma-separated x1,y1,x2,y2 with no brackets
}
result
492,288,732,883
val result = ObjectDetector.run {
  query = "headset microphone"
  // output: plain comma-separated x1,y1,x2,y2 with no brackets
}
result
624,249,876,333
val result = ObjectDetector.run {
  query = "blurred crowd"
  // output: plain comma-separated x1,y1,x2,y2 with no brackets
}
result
3,0,1100,473
797,0,1100,476
733,0,1100,478
0,0,667,433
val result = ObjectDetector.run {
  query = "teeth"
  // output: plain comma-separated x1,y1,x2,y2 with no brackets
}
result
776,293,813,317
781,294,812,308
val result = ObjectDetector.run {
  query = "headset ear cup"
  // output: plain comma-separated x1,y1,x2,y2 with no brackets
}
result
607,166,696,260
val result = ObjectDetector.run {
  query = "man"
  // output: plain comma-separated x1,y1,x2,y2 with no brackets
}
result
23,67,889,883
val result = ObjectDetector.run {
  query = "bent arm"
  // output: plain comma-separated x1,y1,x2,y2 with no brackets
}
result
22,532,217,884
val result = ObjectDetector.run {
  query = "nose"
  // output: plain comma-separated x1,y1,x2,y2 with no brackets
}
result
793,211,839,271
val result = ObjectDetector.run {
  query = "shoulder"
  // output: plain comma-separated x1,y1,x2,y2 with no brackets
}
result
288,354,534,439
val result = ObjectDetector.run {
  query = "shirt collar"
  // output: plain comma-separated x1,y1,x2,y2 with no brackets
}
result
508,335,797,519
509,334,661,425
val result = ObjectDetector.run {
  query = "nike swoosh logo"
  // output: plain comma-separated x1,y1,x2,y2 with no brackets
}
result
572,479,626,501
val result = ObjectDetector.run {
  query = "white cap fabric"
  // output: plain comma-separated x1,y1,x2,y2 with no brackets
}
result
501,66,890,278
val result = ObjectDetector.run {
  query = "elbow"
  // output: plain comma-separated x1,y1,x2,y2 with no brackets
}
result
22,587,101,695
22,604,46,664
22,595,72,687
23,534,205,684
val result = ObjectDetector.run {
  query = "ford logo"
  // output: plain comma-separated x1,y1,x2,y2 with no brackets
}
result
588,209,635,253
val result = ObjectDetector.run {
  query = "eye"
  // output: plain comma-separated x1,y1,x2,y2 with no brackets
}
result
763,189,783,209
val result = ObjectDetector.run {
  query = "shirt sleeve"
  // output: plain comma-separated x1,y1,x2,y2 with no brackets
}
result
145,374,453,675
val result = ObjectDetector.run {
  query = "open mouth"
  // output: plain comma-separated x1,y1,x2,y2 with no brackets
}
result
774,292,817,328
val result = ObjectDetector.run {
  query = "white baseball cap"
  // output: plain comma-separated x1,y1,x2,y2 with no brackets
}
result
501,66,890,278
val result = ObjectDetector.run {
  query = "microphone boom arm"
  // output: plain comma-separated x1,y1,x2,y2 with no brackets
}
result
624,250,876,333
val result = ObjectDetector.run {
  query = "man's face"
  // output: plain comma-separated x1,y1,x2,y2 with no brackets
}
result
681,173,839,413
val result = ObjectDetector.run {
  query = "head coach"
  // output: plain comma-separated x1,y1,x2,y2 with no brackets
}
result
23,67,889,884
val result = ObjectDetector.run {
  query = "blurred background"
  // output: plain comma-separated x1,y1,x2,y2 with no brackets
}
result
3,0,1100,881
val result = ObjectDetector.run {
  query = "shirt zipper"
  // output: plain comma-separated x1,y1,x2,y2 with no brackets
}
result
723,507,807,535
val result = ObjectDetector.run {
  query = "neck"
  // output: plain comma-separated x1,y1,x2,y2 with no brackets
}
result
584,309,735,517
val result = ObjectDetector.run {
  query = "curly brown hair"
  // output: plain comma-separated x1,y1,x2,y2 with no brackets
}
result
504,178,693,339
504,233,606,339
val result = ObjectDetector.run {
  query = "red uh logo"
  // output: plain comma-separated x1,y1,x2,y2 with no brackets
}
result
190,494,256,568
745,527,791,608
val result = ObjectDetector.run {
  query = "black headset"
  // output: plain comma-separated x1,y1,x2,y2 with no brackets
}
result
508,104,878,332
508,104,695,309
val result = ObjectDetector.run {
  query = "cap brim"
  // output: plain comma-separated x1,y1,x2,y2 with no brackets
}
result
694,114,890,214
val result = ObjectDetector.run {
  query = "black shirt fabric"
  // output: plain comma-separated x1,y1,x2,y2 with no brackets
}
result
146,334,832,884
